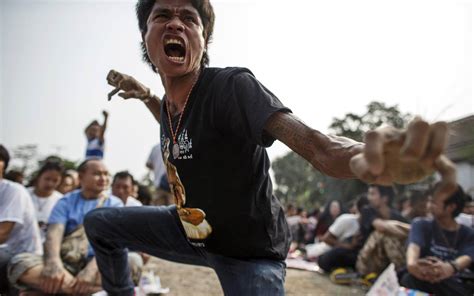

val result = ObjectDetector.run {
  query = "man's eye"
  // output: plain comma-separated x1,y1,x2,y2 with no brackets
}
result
184,16,196,22
155,13,168,20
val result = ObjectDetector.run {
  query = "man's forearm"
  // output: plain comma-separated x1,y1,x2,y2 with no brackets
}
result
144,94,162,124
374,219,410,238
406,243,420,266
44,224,65,263
265,112,364,178
454,255,472,271
0,221,15,244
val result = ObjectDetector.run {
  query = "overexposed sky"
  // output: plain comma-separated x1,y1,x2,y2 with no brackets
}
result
1,0,473,179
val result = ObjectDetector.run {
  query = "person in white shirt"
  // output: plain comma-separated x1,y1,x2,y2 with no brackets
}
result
112,171,143,207
28,161,64,242
456,194,473,228
0,144,42,294
310,194,368,272
146,144,172,205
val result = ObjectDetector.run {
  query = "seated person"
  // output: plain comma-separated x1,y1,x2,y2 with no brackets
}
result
0,145,42,295
316,194,368,272
27,161,64,242
57,170,79,195
8,159,142,294
456,194,473,228
313,200,345,241
401,183,474,296
402,189,430,222
356,185,410,276
111,171,142,207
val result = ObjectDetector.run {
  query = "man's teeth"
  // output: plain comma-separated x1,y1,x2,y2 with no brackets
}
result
165,38,184,46
169,56,184,62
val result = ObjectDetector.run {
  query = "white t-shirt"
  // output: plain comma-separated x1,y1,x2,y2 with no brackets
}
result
328,213,360,241
125,196,143,207
0,180,43,255
28,187,63,223
456,213,474,228
147,144,166,188
27,187,63,241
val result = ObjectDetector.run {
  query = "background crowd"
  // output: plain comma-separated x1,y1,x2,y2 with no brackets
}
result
1,113,473,295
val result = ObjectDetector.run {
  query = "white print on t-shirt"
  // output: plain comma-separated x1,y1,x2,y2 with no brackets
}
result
177,129,193,160
429,240,458,260
162,130,194,160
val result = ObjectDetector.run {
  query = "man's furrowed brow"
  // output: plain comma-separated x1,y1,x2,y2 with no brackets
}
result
151,6,198,17
151,7,172,16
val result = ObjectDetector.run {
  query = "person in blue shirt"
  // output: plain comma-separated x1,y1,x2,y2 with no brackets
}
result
85,110,109,159
7,158,135,295
401,183,474,296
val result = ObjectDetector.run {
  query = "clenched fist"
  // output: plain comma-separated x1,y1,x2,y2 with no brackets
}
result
106,69,151,101
350,117,456,197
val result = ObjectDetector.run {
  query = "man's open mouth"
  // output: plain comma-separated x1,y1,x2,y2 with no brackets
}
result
164,38,186,63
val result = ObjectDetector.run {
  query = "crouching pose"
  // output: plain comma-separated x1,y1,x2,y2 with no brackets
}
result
85,0,457,295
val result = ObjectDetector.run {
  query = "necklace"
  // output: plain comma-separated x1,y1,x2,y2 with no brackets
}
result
436,220,459,250
166,72,200,159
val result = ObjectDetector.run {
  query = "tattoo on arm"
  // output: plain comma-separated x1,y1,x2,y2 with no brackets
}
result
44,224,65,263
264,112,364,178
145,94,162,125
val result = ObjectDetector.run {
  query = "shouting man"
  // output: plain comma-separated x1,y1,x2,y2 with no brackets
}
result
85,0,456,295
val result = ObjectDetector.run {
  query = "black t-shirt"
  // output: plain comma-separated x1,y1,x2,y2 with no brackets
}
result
409,218,474,262
160,67,291,260
359,206,408,243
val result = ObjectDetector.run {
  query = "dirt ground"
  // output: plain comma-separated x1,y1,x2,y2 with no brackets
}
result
144,257,366,296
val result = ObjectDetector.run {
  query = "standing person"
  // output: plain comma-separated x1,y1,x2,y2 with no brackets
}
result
146,143,171,205
0,145,42,295
85,110,109,159
85,1,456,295
401,183,474,295
27,161,64,242
111,171,143,207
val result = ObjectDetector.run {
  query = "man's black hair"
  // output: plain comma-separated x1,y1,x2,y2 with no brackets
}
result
136,0,215,72
37,161,65,178
0,144,10,174
434,182,466,218
77,157,102,174
355,193,369,212
112,171,135,185
370,185,395,206
28,160,65,187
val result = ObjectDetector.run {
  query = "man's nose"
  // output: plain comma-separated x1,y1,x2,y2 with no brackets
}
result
166,16,185,33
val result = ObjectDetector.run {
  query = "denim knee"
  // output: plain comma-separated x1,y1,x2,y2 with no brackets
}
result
84,208,107,239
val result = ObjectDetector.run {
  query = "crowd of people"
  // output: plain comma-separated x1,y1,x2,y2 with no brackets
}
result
286,184,474,295
2,128,473,296
0,115,170,295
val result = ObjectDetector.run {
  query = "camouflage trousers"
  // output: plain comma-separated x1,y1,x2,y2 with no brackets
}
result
356,231,407,275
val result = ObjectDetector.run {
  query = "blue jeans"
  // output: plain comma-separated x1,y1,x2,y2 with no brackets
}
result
84,206,286,296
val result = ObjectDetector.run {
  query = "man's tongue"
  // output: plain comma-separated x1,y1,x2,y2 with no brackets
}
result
169,49,182,57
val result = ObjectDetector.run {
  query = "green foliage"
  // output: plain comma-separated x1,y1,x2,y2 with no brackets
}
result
329,101,411,142
12,144,38,174
273,101,411,208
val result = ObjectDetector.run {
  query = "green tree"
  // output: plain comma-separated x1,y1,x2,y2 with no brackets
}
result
329,101,411,142
272,101,412,208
